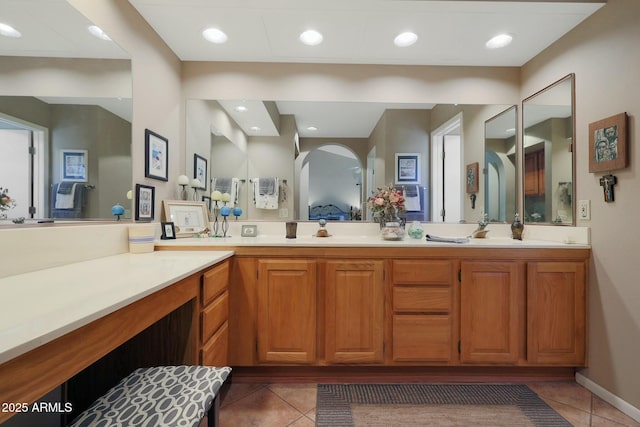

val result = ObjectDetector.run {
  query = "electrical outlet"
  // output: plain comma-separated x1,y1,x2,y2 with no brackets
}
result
578,200,590,221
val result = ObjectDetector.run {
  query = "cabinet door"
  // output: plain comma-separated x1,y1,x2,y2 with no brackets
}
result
460,261,524,364
524,150,545,196
325,260,384,363
257,259,316,364
527,262,586,365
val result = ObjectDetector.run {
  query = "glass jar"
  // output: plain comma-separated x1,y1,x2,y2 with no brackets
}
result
381,221,404,241
407,221,424,239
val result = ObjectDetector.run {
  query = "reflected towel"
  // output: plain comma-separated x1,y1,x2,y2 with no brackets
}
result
404,185,420,211
213,177,239,206
253,177,278,209
55,183,77,209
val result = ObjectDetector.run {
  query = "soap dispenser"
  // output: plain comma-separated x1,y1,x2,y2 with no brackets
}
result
511,213,524,240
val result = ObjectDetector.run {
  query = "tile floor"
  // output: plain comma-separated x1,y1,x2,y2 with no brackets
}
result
219,381,640,427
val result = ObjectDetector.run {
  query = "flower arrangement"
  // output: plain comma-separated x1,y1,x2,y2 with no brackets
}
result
367,184,405,221
0,187,16,212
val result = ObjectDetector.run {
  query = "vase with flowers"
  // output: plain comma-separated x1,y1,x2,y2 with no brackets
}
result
367,185,406,239
0,187,17,219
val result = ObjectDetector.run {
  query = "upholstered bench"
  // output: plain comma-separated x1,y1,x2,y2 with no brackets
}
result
68,365,231,427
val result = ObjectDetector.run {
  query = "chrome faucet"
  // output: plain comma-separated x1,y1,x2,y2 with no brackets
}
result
471,213,490,238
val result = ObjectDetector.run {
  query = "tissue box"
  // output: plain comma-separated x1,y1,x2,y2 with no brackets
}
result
128,224,156,253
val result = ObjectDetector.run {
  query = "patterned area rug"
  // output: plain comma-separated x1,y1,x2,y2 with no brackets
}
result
316,384,571,426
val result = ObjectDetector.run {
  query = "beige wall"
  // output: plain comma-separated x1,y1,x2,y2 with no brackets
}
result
522,0,640,410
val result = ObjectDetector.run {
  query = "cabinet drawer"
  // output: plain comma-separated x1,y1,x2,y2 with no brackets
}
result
201,321,228,366
393,315,452,362
392,260,453,284
202,261,229,306
202,291,228,343
393,286,451,312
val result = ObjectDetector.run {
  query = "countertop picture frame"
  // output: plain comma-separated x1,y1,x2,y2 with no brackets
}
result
466,162,479,194
161,200,209,237
194,153,207,190
135,183,155,221
589,112,628,173
145,129,169,181
395,153,420,184
60,149,88,182
160,221,176,240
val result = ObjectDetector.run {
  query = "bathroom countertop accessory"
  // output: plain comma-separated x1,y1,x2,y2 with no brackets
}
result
470,213,489,238
315,219,330,237
511,213,524,240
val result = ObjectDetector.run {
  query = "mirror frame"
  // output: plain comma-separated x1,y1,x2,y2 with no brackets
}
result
521,73,576,225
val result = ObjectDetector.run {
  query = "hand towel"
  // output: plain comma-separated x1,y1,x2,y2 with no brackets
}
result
404,185,421,211
55,183,77,209
253,177,278,210
425,234,470,244
213,177,239,206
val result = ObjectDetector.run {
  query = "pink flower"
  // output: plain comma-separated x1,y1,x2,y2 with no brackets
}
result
375,197,384,206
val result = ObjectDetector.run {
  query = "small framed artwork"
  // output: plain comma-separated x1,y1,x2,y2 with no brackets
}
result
589,112,628,173
135,184,155,221
160,221,176,240
194,154,207,190
202,195,211,210
466,162,479,194
162,200,210,237
60,149,88,182
395,153,420,184
145,129,169,181
241,224,258,237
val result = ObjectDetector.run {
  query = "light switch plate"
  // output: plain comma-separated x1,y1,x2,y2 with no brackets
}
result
578,200,591,220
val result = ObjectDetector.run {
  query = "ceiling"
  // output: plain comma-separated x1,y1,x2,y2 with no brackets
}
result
0,0,603,137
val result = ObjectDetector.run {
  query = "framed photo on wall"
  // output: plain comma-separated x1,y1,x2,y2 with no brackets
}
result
145,129,169,181
395,153,420,184
194,154,207,190
588,112,628,173
466,162,479,194
135,183,155,221
60,149,88,182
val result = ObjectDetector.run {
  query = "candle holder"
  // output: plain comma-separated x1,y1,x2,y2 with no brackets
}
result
210,190,223,237
220,205,231,237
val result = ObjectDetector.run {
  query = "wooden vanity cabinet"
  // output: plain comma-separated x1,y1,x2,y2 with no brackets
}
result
525,149,545,196
391,259,458,363
200,260,230,366
460,261,525,364
325,260,384,364
527,261,586,365
257,259,317,364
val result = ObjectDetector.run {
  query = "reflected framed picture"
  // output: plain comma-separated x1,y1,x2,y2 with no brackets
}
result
395,153,420,184
60,149,88,182
161,200,209,237
194,153,207,190
160,221,176,240
135,183,155,221
466,162,479,194
145,129,169,181
589,112,628,173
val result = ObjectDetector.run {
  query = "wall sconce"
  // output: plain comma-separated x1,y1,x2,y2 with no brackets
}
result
177,175,189,200
190,178,202,200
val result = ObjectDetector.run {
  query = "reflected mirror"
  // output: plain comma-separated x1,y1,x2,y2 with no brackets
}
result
522,74,575,224
186,100,516,223
484,106,517,223
0,1,132,222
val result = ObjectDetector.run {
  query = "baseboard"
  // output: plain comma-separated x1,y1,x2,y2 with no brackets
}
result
576,372,640,422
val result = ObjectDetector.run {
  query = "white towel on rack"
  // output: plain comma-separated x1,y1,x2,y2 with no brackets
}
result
253,177,279,210
55,183,77,209
404,185,421,211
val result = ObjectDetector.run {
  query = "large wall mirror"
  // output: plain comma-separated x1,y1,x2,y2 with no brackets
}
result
522,74,575,225
484,106,517,223
186,99,515,223
0,1,132,222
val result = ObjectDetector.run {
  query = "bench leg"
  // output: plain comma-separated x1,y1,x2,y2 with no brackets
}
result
207,394,220,427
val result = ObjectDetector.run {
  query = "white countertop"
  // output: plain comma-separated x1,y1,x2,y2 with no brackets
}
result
0,251,233,365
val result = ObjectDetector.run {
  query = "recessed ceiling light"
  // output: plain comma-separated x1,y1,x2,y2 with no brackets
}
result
202,27,228,44
0,22,22,38
394,32,418,47
249,126,261,132
88,25,111,41
234,105,248,112
486,34,513,49
306,126,318,132
299,30,323,46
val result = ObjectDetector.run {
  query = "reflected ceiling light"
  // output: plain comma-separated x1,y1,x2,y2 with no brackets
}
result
0,22,22,38
306,126,318,131
88,25,111,41
394,31,418,47
299,29,323,46
202,27,228,44
249,126,261,132
486,33,513,49
505,128,516,133
234,105,248,112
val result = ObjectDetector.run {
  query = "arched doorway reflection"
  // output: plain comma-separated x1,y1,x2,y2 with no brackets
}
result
299,144,363,221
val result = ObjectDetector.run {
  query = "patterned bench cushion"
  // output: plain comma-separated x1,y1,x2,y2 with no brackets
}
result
69,365,231,427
